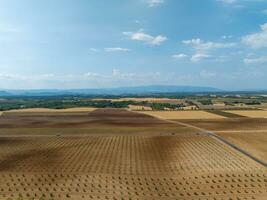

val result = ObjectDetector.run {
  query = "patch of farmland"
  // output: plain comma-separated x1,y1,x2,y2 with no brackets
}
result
224,110,267,118
93,97,184,104
141,111,225,120
128,104,152,111
0,109,195,136
5,107,96,113
206,110,247,118
217,131,267,163
178,118,267,132
0,135,266,200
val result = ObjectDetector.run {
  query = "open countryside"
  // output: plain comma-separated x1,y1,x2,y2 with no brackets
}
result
1,0,267,199
0,104,266,199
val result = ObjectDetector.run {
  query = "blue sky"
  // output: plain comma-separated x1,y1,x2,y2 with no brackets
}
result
0,0,267,90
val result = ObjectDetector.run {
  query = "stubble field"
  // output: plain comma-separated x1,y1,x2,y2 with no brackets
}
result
141,111,225,120
0,109,266,199
223,110,267,118
176,117,267,165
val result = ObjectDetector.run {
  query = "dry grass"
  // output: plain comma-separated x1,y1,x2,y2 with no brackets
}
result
224,110,267,118
5,107,96,113
141,111,225,119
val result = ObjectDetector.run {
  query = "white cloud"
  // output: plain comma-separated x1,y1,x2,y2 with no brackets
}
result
123,31,167,45
112,69,120,76
221,35,233,39
244,55,267,64
191,53,211,62
104,47,131,52
172,54,188,59
90,47,130,53
217,0,237,4
182,38,236,51
84,72,101,77
242,23,267,48
146,0,165,7
217,0,265,4
182,38,236,63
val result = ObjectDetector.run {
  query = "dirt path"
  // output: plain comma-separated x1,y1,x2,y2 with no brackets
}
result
142,112,267,168
172,119,267,167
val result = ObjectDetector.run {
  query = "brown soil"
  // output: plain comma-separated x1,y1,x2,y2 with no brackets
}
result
0,108,175,129
0,109,266,199
176,117,267,171
0,109,195,137
217,131,267,163
0,135,266,200
177,118,267,131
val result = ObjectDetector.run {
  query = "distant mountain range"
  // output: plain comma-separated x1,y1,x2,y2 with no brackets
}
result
1,85,266,97
0,85,224,96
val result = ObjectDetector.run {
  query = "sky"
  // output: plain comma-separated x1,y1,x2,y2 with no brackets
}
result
0,0,267,90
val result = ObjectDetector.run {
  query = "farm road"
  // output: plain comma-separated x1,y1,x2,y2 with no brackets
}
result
144,113,267,168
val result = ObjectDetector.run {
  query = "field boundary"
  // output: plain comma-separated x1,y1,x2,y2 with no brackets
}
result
172,120,267,168
214,130,267,133
139,111,267,168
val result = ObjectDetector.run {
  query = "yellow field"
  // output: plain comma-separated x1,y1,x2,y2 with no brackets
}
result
224,110,267,118
5,107,96,113
128,104,152,111
141,111,225,119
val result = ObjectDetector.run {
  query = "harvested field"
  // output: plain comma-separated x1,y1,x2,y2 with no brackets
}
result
206,110,247,118
0,109,266,199
178,118,267,132
224,110,267,118
178,117,267,172
0,109,194,136
0,135,266,200
141,111,225,119
217,131,267,163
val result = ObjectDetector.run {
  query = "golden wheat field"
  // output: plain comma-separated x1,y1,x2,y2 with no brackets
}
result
0,109,266,200
224,110,267,118
141,111,225,119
